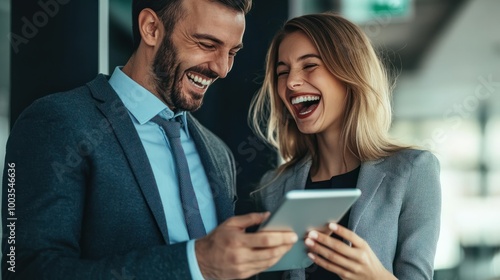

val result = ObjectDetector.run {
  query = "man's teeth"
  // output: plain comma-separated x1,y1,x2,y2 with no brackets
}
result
291,95,320,105
187,73,212,86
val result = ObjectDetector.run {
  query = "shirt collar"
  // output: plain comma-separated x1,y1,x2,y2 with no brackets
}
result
109,66,189,136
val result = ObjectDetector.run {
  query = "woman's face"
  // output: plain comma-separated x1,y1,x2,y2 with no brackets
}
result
276,31,347,135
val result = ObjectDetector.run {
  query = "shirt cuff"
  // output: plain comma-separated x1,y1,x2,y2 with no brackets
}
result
187,239,205,280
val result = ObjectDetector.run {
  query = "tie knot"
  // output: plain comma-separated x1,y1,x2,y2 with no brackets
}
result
152,115,181,139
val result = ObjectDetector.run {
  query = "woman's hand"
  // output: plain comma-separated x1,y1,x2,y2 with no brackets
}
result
305,223,397,280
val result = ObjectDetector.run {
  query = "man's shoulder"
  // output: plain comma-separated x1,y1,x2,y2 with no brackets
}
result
35,74,110,106
14,75,114,127
26,75,109,112
36,85,90,106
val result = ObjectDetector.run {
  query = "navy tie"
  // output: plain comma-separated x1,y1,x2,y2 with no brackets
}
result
152,115,207,239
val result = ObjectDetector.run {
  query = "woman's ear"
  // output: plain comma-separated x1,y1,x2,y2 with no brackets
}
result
137,8,163,47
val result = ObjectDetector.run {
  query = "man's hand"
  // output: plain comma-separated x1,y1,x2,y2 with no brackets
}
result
196,212,298,279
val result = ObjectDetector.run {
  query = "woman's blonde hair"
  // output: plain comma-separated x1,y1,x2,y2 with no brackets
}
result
249,12,408,173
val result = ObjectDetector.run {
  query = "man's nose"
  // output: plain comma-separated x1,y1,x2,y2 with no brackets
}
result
209,52,231,79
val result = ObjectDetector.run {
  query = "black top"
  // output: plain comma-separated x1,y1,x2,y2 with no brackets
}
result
305,165,360,280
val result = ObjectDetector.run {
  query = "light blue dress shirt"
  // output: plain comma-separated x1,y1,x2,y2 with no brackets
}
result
109,67,217,279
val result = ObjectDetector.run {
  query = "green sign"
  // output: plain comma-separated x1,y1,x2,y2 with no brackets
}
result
372,0,411,17
342,0,412,23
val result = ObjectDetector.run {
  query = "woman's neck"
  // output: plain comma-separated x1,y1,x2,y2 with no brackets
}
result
310,130,360,181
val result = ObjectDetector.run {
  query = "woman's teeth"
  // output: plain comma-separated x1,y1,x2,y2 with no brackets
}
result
299,108,314,115
291,95,320,105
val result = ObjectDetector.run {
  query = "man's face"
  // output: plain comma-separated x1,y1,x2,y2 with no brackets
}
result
152,0,246,112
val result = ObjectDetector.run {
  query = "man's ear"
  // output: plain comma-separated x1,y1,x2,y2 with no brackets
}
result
137,8,163,47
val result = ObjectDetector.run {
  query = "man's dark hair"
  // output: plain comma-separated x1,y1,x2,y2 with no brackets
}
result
132,0,252,51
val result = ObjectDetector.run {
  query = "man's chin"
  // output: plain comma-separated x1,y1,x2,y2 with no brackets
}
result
175,97,203,112
181,91,204,112
187,103,203,112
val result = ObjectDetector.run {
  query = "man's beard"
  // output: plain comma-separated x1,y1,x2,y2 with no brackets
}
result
152,35,205,112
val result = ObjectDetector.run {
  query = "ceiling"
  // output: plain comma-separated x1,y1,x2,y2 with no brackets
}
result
289,0,468,71
362,0,467,70
392,0,500,119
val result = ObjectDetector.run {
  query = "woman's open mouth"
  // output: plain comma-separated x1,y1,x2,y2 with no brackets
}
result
290,94,321,119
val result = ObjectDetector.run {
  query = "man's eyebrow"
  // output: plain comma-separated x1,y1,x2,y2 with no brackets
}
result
277,53,321,67
193,33,243,50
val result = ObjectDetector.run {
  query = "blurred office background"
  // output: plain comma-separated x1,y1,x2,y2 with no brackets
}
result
1,0,499,279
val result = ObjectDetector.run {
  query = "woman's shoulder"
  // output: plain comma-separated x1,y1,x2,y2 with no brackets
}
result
371,148,440,181
382,148,439,167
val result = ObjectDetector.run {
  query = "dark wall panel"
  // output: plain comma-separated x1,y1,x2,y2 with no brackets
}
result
10,0,98,126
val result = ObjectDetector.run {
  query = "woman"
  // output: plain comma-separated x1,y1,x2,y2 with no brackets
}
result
249,12,441,280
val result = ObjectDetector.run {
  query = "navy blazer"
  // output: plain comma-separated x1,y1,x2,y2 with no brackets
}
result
253,149,441,280
2,74,237,279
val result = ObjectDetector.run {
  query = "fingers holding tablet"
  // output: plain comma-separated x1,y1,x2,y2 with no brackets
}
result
305,224,395,280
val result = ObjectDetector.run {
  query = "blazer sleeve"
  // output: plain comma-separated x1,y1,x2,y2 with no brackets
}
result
2,98,191,280
393,151,442,279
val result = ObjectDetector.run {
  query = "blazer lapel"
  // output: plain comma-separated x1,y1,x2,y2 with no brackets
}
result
285,157,312,193
349,159,386,232
86,75,170,243
186,114,234,223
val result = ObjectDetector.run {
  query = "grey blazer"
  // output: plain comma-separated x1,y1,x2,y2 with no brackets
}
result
2,74,236,279
253,149,441,280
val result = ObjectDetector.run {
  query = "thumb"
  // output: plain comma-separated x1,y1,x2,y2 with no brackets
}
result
225,212,271,229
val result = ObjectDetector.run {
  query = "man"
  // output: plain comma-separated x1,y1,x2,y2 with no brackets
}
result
1,0,297,279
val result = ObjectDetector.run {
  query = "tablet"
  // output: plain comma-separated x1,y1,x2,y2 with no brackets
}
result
258,189,361,272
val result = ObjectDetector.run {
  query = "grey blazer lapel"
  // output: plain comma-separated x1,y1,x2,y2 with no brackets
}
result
291,158,311,190
349,159,386,232
186,114,234,223
283,157,312,193
86,75,170,243
263,157,311,212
